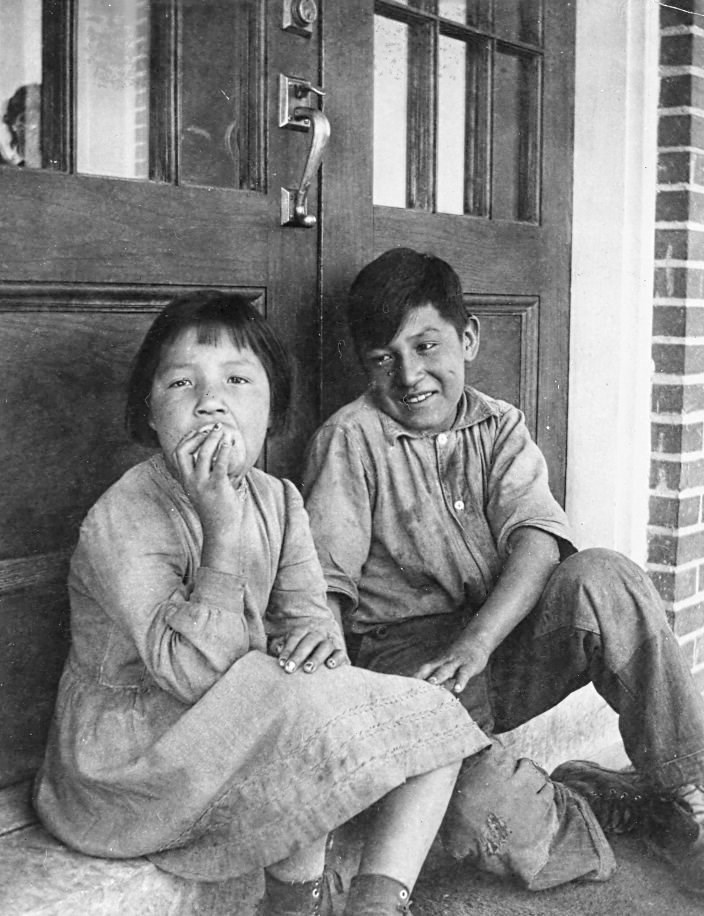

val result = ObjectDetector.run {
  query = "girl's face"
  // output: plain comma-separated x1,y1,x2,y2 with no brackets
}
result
148,326,271,480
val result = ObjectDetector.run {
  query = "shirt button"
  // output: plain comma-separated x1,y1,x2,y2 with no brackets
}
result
454,499,465,512
437,433,448,446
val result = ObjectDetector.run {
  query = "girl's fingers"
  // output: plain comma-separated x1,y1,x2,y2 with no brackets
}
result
211,435,231,478
279,632,335,673
172,425,214,478
192,424,224,474
324,648,349,670
299,639,339,674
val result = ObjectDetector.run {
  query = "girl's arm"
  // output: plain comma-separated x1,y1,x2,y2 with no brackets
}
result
75,463,253,706
265,480,349,674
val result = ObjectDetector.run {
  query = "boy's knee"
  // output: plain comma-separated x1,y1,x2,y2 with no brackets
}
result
553,547,642,589
543,547,663,629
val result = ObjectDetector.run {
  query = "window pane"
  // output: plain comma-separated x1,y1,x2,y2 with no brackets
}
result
0,0,42,169
374,16,408,208
492,49,539,221
437,35,465,214
494,0,543,46
76,0,150,179
180,0,261,189
437,1,466,23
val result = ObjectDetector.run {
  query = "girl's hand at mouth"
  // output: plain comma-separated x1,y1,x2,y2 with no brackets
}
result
171,423,248,551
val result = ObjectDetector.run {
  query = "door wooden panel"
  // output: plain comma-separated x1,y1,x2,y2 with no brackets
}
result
321,0,575,502
0,0,323,802
466,297,539,435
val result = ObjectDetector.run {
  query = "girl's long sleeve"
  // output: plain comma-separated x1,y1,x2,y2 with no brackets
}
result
69,468,254,706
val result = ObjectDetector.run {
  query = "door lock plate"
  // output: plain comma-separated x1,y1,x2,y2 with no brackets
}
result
283,0,318,37
279,74,325,130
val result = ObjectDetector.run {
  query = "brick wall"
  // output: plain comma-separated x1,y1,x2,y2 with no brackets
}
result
650,0,704,688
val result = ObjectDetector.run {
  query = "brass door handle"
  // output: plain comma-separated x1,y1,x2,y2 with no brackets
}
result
279,74,330,228
281,106,330,227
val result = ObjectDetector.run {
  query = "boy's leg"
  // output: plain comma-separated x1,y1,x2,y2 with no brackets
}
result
354,548,704,889
353,614,616,889
490,547,704,790
484,546,704,895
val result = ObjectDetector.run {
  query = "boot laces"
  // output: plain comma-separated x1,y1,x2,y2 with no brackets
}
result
588,784,647,835
675,784,704,825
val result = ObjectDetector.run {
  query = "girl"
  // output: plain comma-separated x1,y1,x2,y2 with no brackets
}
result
34,290,489,916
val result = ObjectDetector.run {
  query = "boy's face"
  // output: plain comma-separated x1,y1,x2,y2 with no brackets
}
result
362,303,479,435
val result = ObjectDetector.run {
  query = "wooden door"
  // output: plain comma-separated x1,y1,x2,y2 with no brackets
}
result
0,0,325,811
321,0,575,501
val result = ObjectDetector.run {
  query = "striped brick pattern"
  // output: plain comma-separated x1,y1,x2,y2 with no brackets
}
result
650,0,704,689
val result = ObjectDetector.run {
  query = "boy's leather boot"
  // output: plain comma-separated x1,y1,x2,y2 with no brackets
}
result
552,759,704,897
343,874,413,915
257,870,334,916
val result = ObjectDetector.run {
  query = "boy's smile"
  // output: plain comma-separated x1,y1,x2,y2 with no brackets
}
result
363,303,479,435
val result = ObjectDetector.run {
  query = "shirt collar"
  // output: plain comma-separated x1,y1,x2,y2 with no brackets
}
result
372,386,499,442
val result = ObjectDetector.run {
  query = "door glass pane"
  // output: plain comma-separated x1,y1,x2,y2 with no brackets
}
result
437,1,466,23
494,0,543,45
0,0,42,169
437,35,465,215
492,49,539,221
374,16,408,208
180,0,259,189
76,0,150,179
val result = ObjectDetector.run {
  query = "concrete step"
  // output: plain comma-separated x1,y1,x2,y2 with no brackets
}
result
0,824,263,916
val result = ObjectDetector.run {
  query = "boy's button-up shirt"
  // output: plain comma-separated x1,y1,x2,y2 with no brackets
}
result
302,387,576,632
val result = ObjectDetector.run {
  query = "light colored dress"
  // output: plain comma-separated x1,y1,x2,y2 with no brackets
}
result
34,455,488,881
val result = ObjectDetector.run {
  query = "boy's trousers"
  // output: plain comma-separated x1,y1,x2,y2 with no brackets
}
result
350,548,704,890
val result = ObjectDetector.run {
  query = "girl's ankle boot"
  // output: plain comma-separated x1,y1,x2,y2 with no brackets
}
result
257,870,333,916
343,874,413,915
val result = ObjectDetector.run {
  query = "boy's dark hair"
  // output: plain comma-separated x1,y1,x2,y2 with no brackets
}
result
126,289,292,448
347,248,467,357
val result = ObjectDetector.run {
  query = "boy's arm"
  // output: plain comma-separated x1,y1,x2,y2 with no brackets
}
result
413,526,559,692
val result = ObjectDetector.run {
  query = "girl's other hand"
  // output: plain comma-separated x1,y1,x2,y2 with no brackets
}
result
274,626,349,675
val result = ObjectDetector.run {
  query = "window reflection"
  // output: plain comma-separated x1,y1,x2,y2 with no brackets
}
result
76,0,151,179
0,0,42,168
180,0,251,189
374,16,409,208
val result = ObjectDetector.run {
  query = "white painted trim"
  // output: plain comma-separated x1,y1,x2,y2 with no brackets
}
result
567,0,658,565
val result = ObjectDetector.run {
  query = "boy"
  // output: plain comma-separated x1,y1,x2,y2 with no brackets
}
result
302,247,704,895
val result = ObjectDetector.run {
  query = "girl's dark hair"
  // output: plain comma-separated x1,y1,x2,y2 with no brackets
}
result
347,248,467,358
126,289,292,448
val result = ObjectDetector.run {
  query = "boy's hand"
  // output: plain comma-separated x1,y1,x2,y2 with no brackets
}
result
272,625,349,675
413,631,494,695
